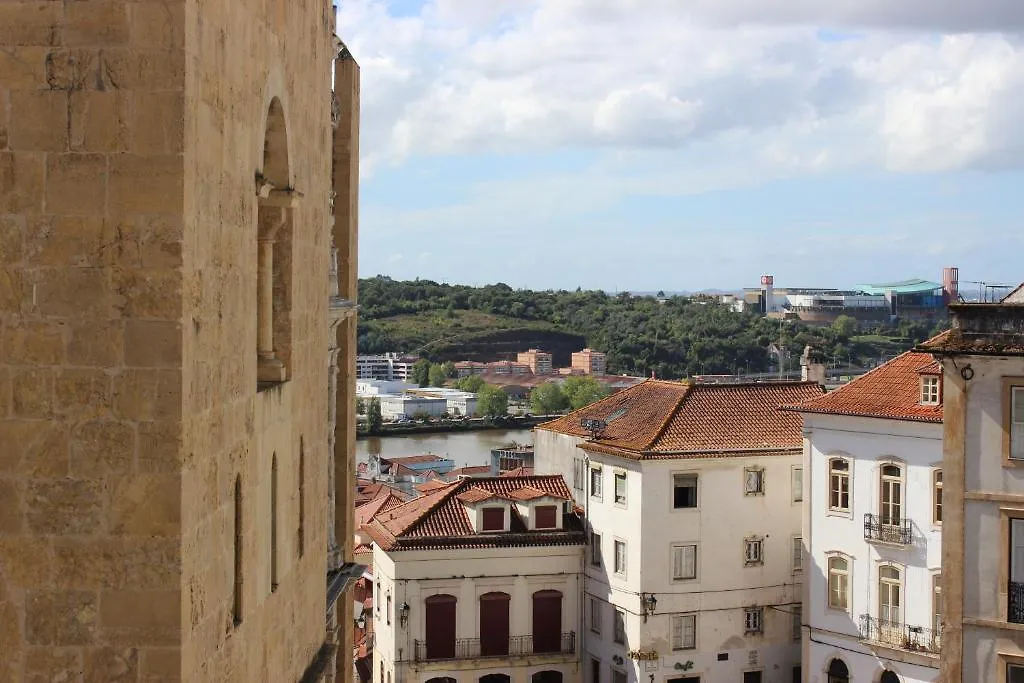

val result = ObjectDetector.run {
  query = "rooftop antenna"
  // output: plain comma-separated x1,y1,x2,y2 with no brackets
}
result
581,418,607,441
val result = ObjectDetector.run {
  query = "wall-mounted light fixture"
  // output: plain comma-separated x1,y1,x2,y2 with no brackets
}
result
399,601,410,627
641,593,657,622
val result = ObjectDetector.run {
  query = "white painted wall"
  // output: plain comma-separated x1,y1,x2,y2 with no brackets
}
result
377,395,448,420
803,412,942,683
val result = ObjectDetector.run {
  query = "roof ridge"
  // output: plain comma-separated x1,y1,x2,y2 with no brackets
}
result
795,348,922,408
384,482,461,538
643,383,692,450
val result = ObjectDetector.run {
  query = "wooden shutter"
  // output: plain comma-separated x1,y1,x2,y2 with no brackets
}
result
482,507,504,531
479,592,510,657
536,505,557,529
425,594,457,659
532,590,562,653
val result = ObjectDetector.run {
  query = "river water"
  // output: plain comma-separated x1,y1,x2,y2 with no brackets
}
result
355,428,534,469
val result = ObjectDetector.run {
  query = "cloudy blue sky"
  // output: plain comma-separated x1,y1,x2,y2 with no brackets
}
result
338,0,1024,292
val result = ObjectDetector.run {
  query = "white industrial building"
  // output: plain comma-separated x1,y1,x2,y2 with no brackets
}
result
357,352,420,381
535,378,824,683
357,378,418,396
408,387,480,416
792,350,944,683
377,394,447,421
364,475,585,683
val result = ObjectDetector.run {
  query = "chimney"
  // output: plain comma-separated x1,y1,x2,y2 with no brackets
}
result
800,345,826,385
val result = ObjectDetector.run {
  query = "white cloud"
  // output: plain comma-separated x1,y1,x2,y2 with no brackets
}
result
338,0,1024,177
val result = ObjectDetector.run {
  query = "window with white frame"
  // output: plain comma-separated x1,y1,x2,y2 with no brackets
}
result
933,469,943,525
792,466,803,503
744,537,763,566
827,554,850,611
744,467,765,495
589,596,602,634
613,609,625,644
614,539,627,576
590,467,603,500
829,458,850,511
613,471,627,506
792,604,802,641
879,564,902,625
792,537,802,572
672,544,697,580
573,457,586,491
744,607,763,634
673,473,698,508
1013,386,1024,460
920,375,940,405
879,464,903,525
672,614,696,650
933,573,942,634
591,532,602,567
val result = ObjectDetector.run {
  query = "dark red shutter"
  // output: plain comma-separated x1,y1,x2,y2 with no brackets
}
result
532,590,562,653
479,592,510,656
425,594,457,659
482,507,504,531
535,505,557,529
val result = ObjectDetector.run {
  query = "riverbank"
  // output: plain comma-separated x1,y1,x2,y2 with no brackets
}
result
356,414,558,438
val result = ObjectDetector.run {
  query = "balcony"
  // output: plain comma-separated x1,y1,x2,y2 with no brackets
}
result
413,632,576,662
1010,581,1024,624
863,513,912,545
859,615,940,654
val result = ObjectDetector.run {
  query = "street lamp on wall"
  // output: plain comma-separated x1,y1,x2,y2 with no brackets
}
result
641,593,657,622
399,602,410,627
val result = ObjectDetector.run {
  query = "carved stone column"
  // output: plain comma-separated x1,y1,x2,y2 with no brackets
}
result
256,201,290,383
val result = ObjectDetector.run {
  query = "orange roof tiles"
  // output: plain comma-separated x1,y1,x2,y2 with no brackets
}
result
364,475,584,551
789,350,943,423
500,466,535,477
538,378,823,458
507,485,563,502
449,465,493,477
415,479,451,493
385,454,450,466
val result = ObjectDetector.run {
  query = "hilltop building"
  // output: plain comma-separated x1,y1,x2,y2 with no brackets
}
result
365,475,586,683
0,2,361,682
519,349,555,375
572,348,608,375
791,351,944,683
915,284,1024,683
535,379,823,683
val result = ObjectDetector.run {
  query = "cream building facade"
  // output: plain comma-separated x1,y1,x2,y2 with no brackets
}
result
917,287,1024,683
794,351,944,683
0,1,360,681
536,379,824,683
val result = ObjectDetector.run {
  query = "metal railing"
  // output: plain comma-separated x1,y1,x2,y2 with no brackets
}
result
859,615,940,653
1009,581,1024,623
413,632,575,662
863,513,912,545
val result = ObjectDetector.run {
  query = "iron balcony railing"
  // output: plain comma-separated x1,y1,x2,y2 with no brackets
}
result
413,632,576,662
859,615,940,654
1009,581,1024,624
863,513,912,545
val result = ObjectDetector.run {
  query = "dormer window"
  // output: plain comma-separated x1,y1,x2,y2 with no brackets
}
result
481,507,505,532
921,375,940,405
535,505,558,529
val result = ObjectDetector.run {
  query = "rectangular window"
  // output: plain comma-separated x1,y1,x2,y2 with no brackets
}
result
671,614,696,650
921,375,940,405
614,540,627,576
591,467,603,500
745,468,765,495
387,594,392,625
590,658,601,683
591,532,602,567
792,467,803,502
792,604,801,641
613,609,626,644
934,469,943,524
673,473,698,509
792,537,802,572
933,574,942,634
792,666,801,683
1011,519,1024,623
744,537,763,566
744,672,763,683
827,555,850,611
611,670,627,683
589,597,602,634
482,507,505,531
613,471,627,505
535,505,557,529
744,607,763,634
829,459,850,511
672,544,697,580
1012,386,1024,460
1009,663,1024,683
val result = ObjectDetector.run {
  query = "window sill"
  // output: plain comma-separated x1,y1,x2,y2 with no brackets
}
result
745,491,765,497
826,508,853,520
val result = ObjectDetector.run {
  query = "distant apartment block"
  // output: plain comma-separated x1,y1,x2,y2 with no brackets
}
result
571,348,607,375
519,349,554,375
357,352,420,381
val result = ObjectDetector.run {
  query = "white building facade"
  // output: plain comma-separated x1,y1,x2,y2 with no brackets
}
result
794,351,944,683
365,475,586,683
378,394,448,420
536,379,824,683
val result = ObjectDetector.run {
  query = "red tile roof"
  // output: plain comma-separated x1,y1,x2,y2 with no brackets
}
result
354,480,409,507
500,466,535,477
415,479,451,493
788,350,943,423
356,491,405,528
363,475,584,551
538,378,822,458
507,486,554,502
385,454,450,466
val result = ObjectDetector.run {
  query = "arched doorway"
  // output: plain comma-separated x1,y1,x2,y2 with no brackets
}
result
827,658,849,683
532,589,563,653
424,594,457,660
480,675,510,683
880,671,900,683
426,679,456,683
532,671,563,683
479,592,511,656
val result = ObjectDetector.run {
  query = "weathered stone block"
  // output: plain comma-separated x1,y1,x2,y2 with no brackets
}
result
0,151,45,214
53,538,126,590
11,367,54,418
112,369,181,421
26,478,104,535
25,214,106,266
0,268,27,315
124,537,180,590
130,2,185,50
23,647,83,683
66,318,124,367
34,266,110,318
99,589,180,647
45,153,107,216
111,268,181,319
108,155,183,215
0,479,25,533
1,320,66,365
63,1,130,47
0,46,50,90
109,473,181,536
0,537,53,589
45,49,100,91
131,92,185,155
25,589,98,646
104,214,183,270
0,2,61,47
138,420,183,473
125,319,182,368
70,90,129,153
0,215,25,265
0,420,69,476
70,420,134,476
102,49,185,92
139,647,181,682
56,368,113,421
8,90,67,152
